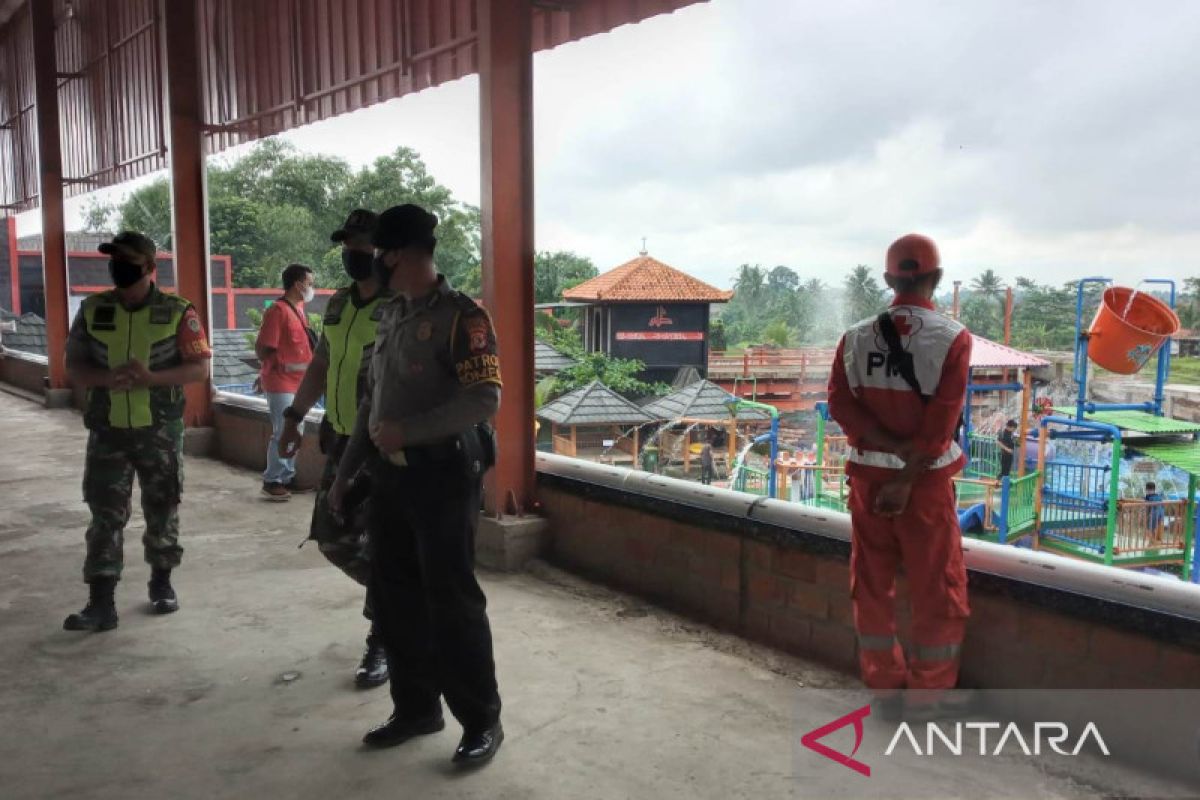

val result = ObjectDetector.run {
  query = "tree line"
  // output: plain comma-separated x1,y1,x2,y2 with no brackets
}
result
84,140,1199,356
716,264,1200,352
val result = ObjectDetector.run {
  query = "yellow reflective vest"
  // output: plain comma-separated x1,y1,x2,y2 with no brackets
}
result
81,287,191,430
321,286,389,435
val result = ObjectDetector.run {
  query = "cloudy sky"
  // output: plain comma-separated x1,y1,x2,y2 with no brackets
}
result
46,0,1200,290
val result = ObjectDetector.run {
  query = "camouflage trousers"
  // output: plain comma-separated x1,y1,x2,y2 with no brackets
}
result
310,421,373,616
81,420,185,583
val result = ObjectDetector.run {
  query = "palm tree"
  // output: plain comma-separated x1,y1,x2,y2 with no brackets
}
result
844,265,886,324
970,269,1005,305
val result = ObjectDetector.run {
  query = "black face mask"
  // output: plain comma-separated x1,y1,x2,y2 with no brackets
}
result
109,259,144,289
342,249,374,282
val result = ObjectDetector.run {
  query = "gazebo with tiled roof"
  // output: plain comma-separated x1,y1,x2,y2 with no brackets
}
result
562,251,734,385
536,380,661,466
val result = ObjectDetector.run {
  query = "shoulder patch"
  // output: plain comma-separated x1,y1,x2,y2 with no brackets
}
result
451,291,483,312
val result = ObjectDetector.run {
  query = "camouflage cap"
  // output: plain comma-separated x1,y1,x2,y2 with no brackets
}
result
98,231,157,261
331,209,379,243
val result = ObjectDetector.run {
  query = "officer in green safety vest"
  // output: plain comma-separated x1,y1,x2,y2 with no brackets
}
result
278,209,393,687
63,231,212,633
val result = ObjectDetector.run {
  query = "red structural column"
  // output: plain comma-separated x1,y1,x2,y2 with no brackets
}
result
479,0,535,515
162,0,213,426
30,0,69,390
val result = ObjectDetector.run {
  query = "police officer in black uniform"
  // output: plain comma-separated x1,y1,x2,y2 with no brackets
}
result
330,204,503,766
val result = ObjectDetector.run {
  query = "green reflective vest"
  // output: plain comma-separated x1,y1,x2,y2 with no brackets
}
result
82,287,191,430
322,286,388,435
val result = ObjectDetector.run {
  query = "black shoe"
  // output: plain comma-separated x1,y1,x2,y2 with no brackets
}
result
354,637,389,688
362,713,445,749
148,569,179,615
63,578,119,632
452,722,504,766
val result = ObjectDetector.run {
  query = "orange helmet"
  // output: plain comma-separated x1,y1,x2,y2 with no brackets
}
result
885,233,940,277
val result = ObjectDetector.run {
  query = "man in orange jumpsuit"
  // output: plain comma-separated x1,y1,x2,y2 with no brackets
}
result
827,233,971,704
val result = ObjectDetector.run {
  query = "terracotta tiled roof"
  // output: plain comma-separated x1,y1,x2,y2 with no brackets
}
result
562,254,733,303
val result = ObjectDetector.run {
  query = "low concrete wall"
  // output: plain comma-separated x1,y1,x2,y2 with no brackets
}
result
0,350,47,397
1091,380,1200,423
538,473,1200,690
212,395,325,489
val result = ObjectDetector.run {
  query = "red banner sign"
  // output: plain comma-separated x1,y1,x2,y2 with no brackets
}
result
615,331,705,341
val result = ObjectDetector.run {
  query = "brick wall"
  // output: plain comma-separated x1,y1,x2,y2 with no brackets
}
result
213,400,325,489
538,477,1200,690
0,352,47,395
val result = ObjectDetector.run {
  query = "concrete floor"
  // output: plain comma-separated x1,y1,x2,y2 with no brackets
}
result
0,390,1189,800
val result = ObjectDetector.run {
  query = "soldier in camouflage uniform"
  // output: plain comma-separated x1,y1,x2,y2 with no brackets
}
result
63,232,211,632
278,210,393,687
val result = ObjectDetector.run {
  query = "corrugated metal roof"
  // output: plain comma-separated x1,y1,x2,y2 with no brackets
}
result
1128,441,1200,479
563,254,734,303
535,339,577,374
642,379,770,421
536,380,659,426
970,335,1050,369
1052,408,1200,435
0,0,706,211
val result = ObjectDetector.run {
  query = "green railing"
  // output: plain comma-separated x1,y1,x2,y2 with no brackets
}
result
966,433,1000,479
1002,470,1040,541
733,465,769,496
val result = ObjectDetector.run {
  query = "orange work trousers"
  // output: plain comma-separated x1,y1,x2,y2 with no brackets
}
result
848,475,970,691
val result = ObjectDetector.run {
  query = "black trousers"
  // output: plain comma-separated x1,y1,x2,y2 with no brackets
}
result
368,455,501,731
999,454,1014,478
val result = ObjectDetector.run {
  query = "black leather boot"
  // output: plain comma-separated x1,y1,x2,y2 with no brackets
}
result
453,722,504,766
148,568,179,614
354,631,389,688
63,577,119,632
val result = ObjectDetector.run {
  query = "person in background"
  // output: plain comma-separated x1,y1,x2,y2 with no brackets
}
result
826,233,971,720
997,419,1019,478
277,210,393,689
62,232,211,632
1145,482,1166,541
700,437,715,485
255,263,315,500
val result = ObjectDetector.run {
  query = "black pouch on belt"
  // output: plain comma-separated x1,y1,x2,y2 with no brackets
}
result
458,423,497,478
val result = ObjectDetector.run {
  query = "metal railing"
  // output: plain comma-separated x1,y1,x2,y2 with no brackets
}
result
1039,460,1113,555
1113,498,1190,558
1002,470,1040,541
965,433,1000,479
732,464,770,496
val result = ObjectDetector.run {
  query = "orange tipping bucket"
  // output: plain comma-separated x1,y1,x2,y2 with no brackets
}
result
1087,287,1179,374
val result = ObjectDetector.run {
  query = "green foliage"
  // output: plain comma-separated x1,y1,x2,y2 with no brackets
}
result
762,319,795,347
112,141,480,291
81,197,117,234
720,266,843,347
534,311,584,357
960,294,1003,341
708,318,728,351
843,264,887,325
550,352,669,400
117,180,174,249
534,251,599,304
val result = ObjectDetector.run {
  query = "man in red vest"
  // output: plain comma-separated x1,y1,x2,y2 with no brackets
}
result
827,233,971,715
